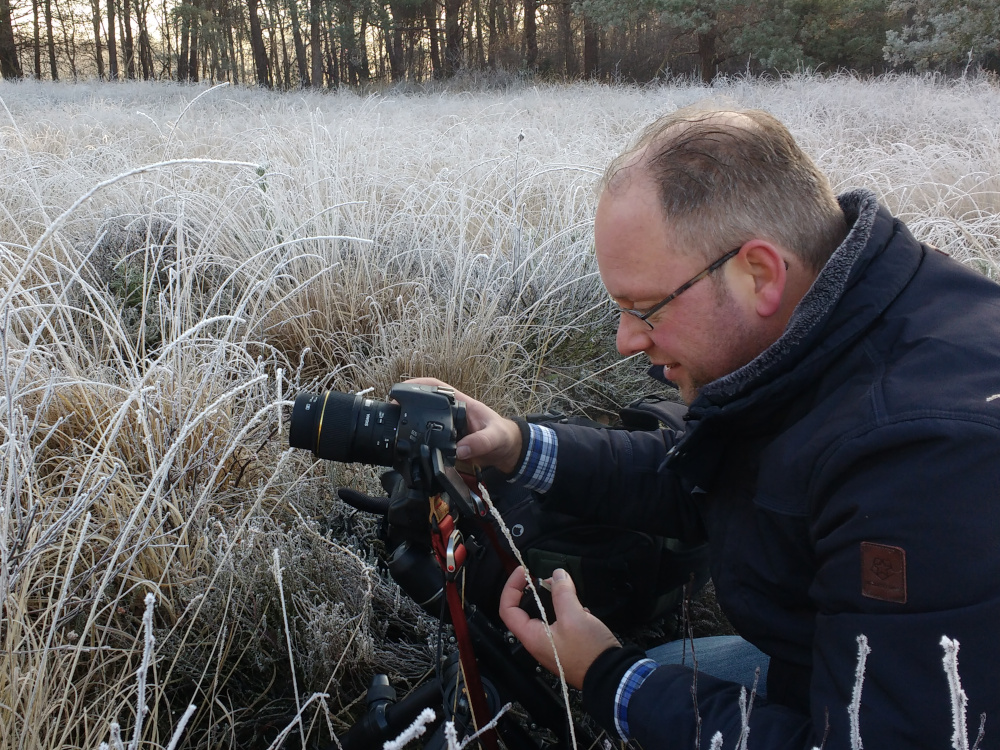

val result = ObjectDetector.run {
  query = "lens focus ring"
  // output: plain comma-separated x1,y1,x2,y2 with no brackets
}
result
315,392,361,463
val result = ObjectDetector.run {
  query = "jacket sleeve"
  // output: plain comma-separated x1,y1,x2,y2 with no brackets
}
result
583,417,1000,749
538,421,706,540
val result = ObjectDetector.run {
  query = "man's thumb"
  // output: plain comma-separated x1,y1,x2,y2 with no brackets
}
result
549,568,582,613
456,433,483,460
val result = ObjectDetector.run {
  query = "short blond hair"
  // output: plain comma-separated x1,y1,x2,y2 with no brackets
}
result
603,106,846,272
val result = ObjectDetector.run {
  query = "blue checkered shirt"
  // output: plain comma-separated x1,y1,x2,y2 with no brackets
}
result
615,658,658,739
511,423,558,492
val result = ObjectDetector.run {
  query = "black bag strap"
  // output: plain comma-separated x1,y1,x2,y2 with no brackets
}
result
522,393,686,433
618,393,687,431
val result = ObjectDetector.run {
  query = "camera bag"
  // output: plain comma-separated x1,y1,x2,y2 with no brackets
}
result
463,394,710,632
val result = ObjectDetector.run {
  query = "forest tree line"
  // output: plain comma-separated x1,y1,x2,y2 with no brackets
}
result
0,0,997,87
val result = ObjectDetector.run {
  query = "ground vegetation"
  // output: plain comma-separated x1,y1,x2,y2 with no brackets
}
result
1,74,999,748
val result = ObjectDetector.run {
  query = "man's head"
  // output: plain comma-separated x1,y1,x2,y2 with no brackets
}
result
603,106,846,272
597,106,847,403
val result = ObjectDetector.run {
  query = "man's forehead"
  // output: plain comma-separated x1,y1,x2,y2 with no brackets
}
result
596,174,664,238
603,149,653,196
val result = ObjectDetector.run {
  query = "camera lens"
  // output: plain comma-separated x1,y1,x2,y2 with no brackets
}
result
289,391,400,466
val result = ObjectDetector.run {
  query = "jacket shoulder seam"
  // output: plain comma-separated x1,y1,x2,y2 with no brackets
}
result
809,410,1000,499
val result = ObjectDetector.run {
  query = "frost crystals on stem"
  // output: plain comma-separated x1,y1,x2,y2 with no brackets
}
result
849,634,871,750
130,592,158,750
382,707,437,749
941,635,974,750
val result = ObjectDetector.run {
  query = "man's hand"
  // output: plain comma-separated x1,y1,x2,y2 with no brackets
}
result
499,566,621,689
404,377,523,474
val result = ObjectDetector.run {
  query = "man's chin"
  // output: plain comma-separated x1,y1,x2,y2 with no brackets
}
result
660,366,697,404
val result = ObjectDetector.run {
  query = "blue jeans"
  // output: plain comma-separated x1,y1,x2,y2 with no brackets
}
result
645,636,770,697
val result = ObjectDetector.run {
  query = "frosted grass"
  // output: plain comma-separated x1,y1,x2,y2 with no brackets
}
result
1,74,998,749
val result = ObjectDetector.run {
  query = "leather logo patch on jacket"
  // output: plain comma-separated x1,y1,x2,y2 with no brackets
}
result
861,542,907,603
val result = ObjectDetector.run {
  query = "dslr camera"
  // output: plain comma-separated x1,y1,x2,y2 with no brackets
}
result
288,381,482,533
289,382,467,485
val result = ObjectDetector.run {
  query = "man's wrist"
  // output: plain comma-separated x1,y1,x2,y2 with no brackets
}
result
500,418,531,475
582,645,649,741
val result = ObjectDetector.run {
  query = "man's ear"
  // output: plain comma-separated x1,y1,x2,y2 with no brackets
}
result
734,241,788,318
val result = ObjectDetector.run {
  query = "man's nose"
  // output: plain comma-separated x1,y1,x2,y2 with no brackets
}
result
616,315,652,356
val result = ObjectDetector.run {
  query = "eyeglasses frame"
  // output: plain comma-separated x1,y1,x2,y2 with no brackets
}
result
614,246,743,330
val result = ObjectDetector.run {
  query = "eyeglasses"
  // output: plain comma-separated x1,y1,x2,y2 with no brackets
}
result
612,246,741,330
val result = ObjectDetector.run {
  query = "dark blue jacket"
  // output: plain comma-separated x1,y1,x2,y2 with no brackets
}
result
542,190,1000,748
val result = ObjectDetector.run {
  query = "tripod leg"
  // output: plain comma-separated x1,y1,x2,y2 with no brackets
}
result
465,607,597,748
334,676,443,750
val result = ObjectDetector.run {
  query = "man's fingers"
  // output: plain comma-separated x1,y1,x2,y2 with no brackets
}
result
498,566,532,633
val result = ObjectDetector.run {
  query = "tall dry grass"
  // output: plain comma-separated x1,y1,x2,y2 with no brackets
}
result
1,73,999,749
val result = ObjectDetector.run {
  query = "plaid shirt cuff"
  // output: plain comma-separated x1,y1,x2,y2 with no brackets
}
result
615,658,658,740
510,423,557,492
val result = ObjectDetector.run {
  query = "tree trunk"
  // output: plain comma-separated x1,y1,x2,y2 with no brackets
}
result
325,3,338,87
425,0,441,78
162,0,172,77
386,6,404,82
326,36,337,87
558,0,575,77
177,0,189,80
266,0,291,88
121,0,135,77
223,0,238,82
262,0,280,85
583,14,598,79
90,0,104,78
340,1,363,85
523,0,536,71
309,0,322,86
187,0,199,81
357,5,370,81
44,0,57,78
486,0,497,67
107,0,119,80
387,1,419,82
473,0,485,68
134,0,152,78
444,0,461,76
32,0,42,78
247,0,270,86
288,0,309,86
235,7,246,82
697,30,716,84
138,0,152,78
0,0,18,80
323,0,338,86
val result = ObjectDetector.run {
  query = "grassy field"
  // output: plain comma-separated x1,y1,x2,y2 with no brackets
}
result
1,74,999,749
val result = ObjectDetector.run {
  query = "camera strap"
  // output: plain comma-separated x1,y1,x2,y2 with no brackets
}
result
429,494,499,750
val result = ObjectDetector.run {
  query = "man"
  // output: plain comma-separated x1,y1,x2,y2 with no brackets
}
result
418,106,1000,747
